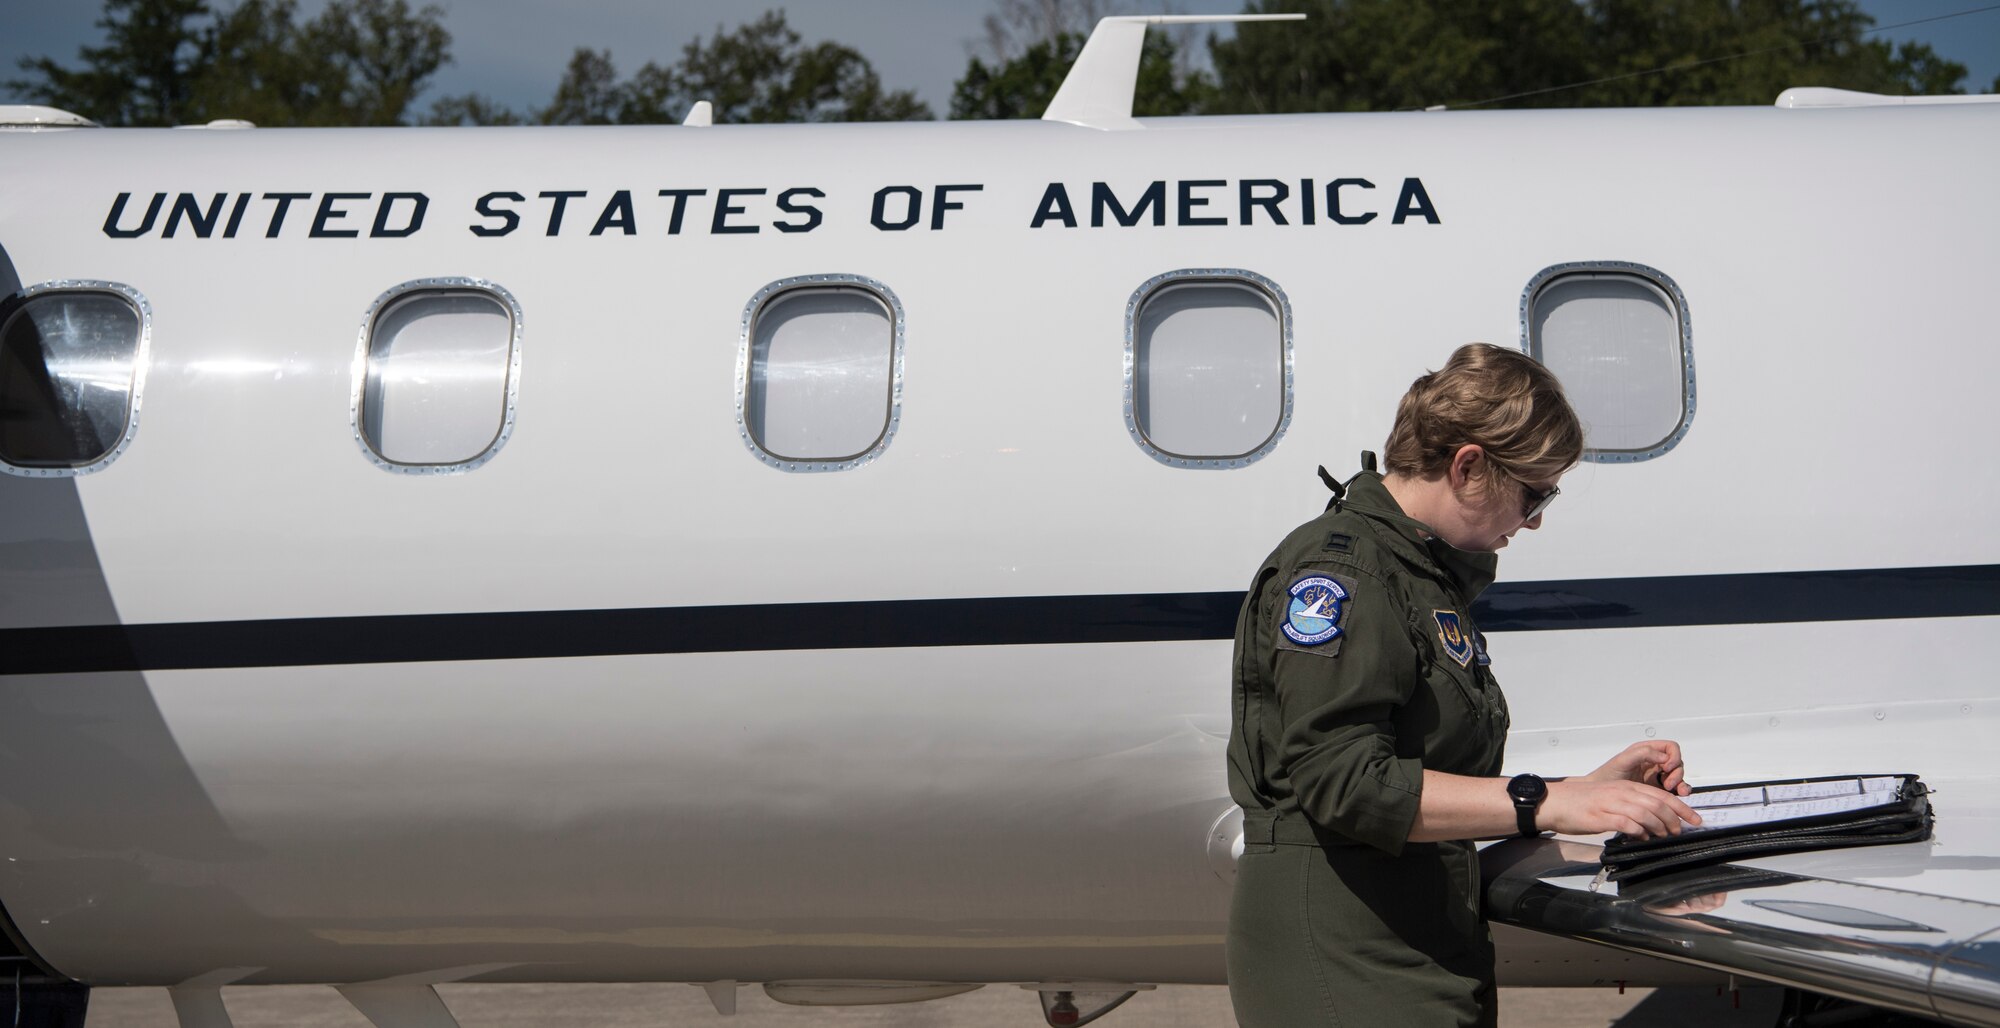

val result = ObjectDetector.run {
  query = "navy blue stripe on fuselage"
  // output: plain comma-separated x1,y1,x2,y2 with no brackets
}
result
3,564,1997,676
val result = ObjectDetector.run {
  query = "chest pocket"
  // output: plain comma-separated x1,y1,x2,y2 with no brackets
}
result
1403,604,1506,774
1407,609,1481,708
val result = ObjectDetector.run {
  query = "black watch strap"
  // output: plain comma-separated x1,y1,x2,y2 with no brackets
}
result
1508,773,1547,838
1514,798,1538,837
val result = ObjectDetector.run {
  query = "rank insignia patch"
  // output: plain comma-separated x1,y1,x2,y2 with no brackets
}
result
1433,610,1475,667
1282,575,1350,646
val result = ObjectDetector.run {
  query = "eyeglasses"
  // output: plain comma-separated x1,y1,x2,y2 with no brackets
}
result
1518,480,1560,521
1440,447,1561,520
1488,459,1561,520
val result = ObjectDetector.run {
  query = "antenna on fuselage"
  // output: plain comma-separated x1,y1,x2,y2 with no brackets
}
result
682,100,713,127
1041,13,1304,131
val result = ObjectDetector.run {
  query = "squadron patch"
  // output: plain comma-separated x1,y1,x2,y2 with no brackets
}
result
1433,610,1475,668
1473,632,1491,666
1282,575,1350,647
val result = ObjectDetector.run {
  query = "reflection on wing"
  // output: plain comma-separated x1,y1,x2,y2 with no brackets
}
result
1483,787,2000,1028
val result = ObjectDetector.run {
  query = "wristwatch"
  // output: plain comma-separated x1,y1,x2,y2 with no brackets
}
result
1507,773,1548,837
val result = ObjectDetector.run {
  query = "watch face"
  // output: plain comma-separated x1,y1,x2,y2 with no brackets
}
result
1509,774,1547,804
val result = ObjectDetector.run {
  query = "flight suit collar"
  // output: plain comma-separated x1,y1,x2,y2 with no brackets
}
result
1336,469,1500,600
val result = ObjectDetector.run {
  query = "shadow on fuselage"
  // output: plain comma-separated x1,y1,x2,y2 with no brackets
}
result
0,243,272,978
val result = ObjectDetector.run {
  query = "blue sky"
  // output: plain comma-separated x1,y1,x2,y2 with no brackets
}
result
4,0,1994,118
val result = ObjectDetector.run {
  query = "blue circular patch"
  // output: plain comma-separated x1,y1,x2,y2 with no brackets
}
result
1282,575,1348,646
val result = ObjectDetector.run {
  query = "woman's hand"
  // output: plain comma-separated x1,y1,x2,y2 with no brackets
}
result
1584,740,1691,795
1541,778,1702,838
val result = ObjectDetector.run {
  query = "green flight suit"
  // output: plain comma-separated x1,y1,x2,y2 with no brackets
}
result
1226,466,1510,1028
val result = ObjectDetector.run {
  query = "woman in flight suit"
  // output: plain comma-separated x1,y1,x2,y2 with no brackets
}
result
1224,344,1702,1027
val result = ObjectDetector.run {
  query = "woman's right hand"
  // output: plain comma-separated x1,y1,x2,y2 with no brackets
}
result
1541,778,1703,838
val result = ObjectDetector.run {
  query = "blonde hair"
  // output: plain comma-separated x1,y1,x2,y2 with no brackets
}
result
1382,343,1583,483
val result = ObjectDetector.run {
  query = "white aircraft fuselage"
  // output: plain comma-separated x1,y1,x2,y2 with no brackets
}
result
1,100,1996,1002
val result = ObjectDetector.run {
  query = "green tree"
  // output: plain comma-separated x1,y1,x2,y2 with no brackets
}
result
1207,0,1967,113
11,0,209,125
1577,0,1965,108
1883,41,1971,96
952,30,1211,119
1208,0,1594,113
668,12,930,122
975,0,1112,63
539,48,622,124
421,92,521,126
951,0,1213,119
535,11,932,125
191,0,449,126
183,0,339,125
314,0,451,123
11,0,452,126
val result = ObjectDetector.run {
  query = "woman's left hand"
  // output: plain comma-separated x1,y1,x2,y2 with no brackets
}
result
1585,741,1691,795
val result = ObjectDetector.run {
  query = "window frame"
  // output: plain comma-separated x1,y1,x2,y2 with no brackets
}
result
0,279,153,478
1123,268,1294,470
348,277,524,475
734,273,906,473
1519,260,1696,464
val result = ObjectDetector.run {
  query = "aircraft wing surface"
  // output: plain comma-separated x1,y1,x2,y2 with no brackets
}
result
1484,775,2000,1026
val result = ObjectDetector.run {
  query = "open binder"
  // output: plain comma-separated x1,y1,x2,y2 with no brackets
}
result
1599,774,1933,884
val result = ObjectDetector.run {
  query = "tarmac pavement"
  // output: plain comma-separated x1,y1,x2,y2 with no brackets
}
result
81,982,1785,1026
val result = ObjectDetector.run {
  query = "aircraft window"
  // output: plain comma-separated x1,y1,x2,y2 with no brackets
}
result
737,275,903,472
0,282,151,477
352,279,522,474
1126,270,1292,469
1523,263,1694,462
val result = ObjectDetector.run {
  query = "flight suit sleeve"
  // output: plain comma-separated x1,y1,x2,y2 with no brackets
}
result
1267,564,1423,855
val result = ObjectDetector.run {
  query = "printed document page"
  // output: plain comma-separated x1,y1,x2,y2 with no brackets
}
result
1683,777,1903,831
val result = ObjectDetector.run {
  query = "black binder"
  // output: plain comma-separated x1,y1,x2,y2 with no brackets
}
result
1599,774,1933,884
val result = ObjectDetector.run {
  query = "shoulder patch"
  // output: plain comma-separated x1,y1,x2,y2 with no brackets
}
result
1281,574,1351,648
1433,610,1475,667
